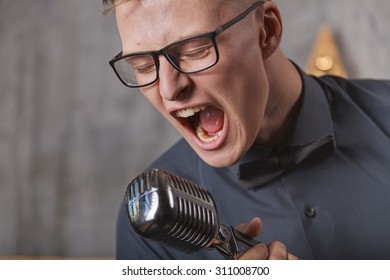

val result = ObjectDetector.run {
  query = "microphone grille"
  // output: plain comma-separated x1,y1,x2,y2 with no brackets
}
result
126,169,219,253
167,174,217,247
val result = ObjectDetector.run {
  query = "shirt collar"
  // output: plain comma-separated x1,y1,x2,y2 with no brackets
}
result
229,66,335,180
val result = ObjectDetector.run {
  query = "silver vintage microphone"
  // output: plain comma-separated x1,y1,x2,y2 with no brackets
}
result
124,168,259,259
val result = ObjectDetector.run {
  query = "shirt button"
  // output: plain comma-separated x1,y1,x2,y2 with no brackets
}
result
305,207,316,218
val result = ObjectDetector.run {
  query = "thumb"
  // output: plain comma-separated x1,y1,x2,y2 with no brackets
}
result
235,217,263,238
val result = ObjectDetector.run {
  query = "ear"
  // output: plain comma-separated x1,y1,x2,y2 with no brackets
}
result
258,1,283,59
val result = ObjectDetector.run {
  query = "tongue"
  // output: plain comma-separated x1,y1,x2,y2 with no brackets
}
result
199,107,224,134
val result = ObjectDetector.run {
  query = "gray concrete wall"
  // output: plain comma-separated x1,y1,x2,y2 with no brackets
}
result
0,0,389,258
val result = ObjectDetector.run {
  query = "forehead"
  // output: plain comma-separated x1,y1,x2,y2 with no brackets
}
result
115,0,235,52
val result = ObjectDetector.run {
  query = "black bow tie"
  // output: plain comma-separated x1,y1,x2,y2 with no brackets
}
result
238,135,335,187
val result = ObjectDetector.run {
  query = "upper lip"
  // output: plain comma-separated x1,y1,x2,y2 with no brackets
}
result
169,104,208,119
168,101,225,135
175,105,207,118
169,104,210,134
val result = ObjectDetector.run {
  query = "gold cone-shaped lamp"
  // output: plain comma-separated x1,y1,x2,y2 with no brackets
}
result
305,24,348,77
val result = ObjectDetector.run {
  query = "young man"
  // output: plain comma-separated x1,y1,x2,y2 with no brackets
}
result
105,0,390,259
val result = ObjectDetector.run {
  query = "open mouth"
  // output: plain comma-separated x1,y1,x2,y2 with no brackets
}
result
175,105,224,143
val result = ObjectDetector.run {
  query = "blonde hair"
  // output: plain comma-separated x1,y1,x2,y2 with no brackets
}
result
102,0,128,14
102,0,259,14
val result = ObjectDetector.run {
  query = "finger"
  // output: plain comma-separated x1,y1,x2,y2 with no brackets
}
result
235,217,263,238
287,252,299,260
238,243,269,260
267,240,287,260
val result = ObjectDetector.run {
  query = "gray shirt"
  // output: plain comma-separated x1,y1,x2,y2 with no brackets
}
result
116,69,390,259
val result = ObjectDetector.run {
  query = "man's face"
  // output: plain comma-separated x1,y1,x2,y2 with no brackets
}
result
115,0,270,167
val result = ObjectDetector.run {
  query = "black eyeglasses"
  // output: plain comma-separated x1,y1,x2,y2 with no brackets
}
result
109,0,265,88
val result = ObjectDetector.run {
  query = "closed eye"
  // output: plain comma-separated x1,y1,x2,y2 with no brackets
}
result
133,62,156,74
180,44,213,60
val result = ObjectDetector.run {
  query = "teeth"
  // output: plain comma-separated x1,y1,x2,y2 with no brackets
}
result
196,123,222,143
176,106,206,118
175,106,222,143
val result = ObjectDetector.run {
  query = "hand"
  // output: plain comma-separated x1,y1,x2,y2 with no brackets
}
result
235,217,299,260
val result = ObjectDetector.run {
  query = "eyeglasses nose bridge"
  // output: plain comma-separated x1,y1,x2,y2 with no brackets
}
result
153,52,183,86
153,49,182,75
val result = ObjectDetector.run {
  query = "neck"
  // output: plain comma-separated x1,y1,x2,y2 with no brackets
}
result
256,49,303,147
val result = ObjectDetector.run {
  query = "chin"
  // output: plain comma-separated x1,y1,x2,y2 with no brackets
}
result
197,147,242,168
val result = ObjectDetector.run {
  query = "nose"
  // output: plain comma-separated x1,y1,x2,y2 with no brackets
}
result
158,58,192,102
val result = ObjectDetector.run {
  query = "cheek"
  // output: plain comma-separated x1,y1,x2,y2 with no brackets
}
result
140,88,183,132
214,40,266,96
220,62,268,145
216,59,268,121
140,88,169,118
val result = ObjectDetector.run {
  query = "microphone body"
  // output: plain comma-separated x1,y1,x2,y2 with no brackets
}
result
125,169,259,259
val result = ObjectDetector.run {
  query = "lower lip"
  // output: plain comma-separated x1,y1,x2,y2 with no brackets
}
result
189,115,228,151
